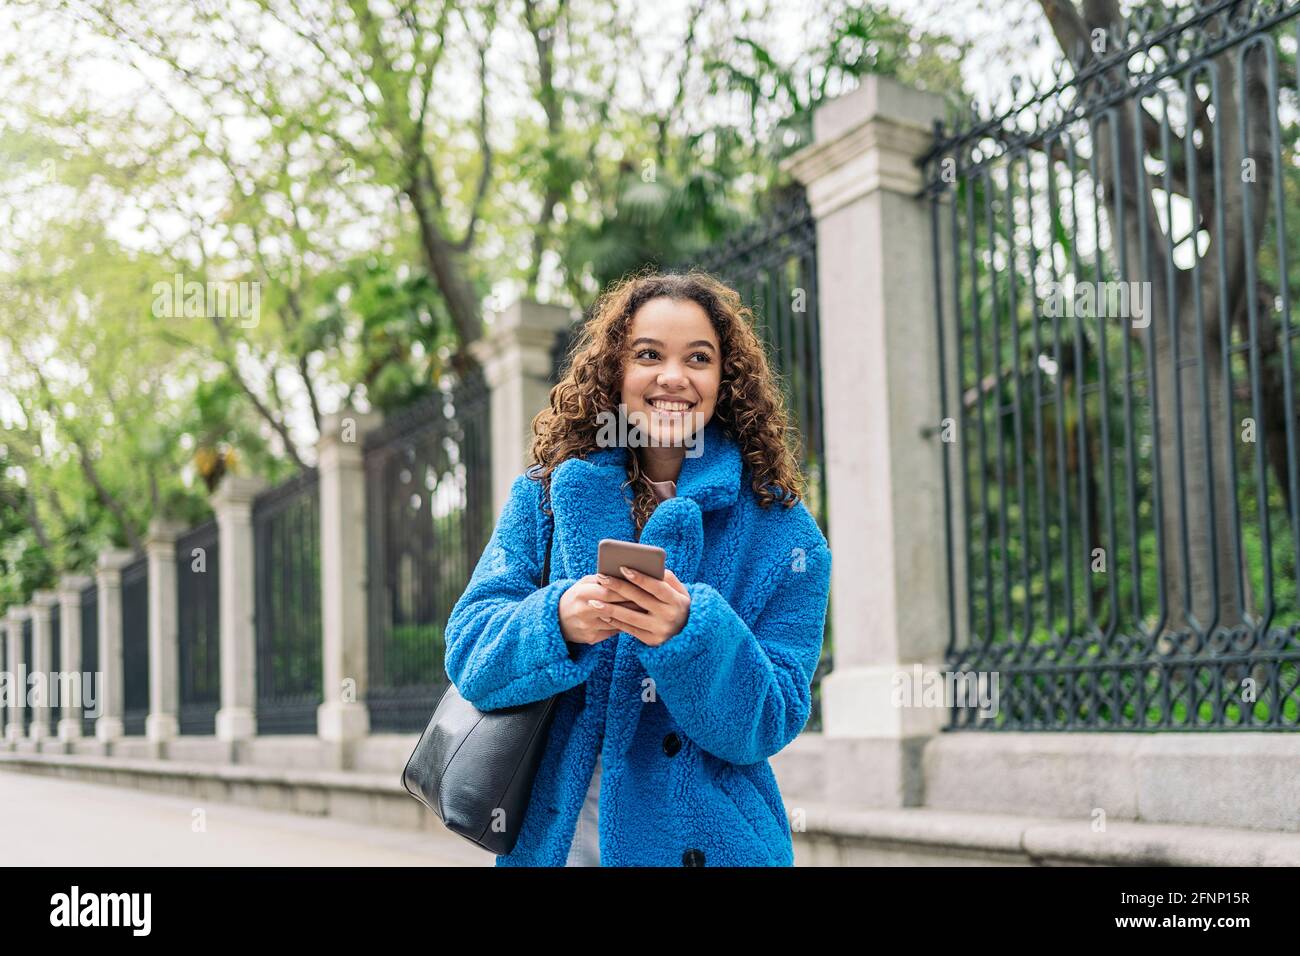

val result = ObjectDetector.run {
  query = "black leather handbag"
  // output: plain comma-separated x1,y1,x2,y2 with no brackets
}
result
401,523,561,856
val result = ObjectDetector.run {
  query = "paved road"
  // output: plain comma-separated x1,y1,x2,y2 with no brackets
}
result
0,770,494,866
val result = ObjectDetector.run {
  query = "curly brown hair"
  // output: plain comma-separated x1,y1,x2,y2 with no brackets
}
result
527,268,805,533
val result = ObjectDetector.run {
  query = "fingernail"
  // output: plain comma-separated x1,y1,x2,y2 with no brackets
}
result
589,599,605,609
621,566,637,578
596,573,609,582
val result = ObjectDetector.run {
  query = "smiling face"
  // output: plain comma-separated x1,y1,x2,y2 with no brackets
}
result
619,296,721,447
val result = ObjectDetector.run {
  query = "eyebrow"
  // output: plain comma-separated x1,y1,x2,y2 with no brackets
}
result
629,337,717,351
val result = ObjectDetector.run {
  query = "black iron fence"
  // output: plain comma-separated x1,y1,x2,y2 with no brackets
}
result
177,519,220,734
120,554,149,736
50,602,60,685
364,370,494,732
253,469,323,734
924,0,1300,730
80,580,98,736
21,616,32,734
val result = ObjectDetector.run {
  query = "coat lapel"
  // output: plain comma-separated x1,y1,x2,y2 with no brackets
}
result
549,418,744,759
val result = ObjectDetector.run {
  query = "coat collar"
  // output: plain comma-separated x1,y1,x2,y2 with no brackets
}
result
577,416,742,512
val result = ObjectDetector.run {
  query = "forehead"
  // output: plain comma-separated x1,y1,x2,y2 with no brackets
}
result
627,296,718,346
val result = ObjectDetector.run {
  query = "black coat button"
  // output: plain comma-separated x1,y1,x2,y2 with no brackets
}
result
682,848,705,867
662,732,681,756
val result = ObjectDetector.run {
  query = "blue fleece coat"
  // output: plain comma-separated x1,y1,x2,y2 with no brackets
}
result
443,418,832,866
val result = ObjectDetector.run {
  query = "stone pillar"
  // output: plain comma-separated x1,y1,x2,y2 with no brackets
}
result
4,607,29,743
782,75,949,807
145,519,185,746
57,574,94,741
316,410,382,754
468,299,574,518
95,549,136,742
0,612,7,744
212,476,266,743
30,592,58,740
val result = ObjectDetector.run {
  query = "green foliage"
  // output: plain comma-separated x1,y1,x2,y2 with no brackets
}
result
0,0,971,608
382,623,447,687
313,255,462,414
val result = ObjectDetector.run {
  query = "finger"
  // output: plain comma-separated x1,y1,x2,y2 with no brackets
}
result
578,580,634,605
595,573,661,610
617,566,678,604
594,584,647,607
589,596,656,630
586,604,622,627
662,567,690,596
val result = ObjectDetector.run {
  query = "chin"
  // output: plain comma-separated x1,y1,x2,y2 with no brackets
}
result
646,414,708,447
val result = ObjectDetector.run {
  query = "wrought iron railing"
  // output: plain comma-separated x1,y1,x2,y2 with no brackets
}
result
253,469,323,734
80,581,97,736
363,369,494,732
177,518,220,735
50,602,60,686
923,0,1300,730
21,616,33,734
120,554,149,736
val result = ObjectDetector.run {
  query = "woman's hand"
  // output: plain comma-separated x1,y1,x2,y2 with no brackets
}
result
588,567,691,648
558,575,626,649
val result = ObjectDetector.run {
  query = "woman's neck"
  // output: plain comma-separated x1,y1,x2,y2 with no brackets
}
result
637,445,686,484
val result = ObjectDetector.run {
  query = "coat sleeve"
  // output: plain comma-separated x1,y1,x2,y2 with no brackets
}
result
631,535,832,766
443,472,601,711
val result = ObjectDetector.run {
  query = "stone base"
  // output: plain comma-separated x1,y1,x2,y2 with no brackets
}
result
145,712,179,743
819,663,950,737
108,738,155,759
235,736,335,771
70,738,109,757
95,716,124,742
316,701,368,744
789,802,1300,866
164,736,235,764
924,732,1300,833
215,707,256,742
775,730,930,809
351,733,421,774
56,719,83,743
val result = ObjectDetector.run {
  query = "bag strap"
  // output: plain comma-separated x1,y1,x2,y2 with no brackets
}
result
541,512,554,587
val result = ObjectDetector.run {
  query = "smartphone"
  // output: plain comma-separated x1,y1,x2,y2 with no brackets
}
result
597,539,666,609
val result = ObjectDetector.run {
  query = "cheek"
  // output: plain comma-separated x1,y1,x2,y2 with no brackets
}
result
621,366,650,398
699,371,722,404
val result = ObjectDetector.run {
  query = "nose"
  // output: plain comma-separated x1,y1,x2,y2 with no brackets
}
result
657,361,689,389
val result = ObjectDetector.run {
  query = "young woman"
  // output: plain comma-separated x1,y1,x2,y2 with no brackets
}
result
443,271,832,867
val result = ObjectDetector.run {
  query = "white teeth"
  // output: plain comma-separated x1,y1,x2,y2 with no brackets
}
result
649,399,693,411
